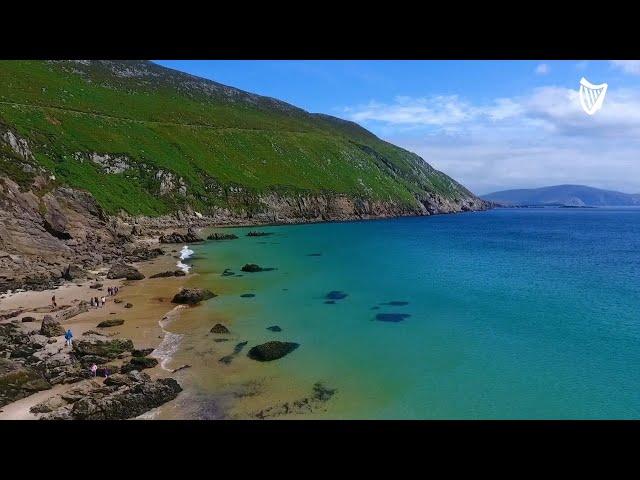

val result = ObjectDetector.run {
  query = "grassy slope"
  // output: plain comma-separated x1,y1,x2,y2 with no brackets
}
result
0,60,475,216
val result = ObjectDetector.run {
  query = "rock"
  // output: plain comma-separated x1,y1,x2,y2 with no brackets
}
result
247,341,299,362
207,232,238,240
78,354,109,366
240,293,256,298
120,356,159,373
124,303,133,309
68,377,182,420
73,337,134,359
241,263,263,273
247,231,272,237
132,348,154,357
0,358,51,407
150,270,186,278
97,319,125,328
221,269,235,277
159,228,203,244
171,288,216,305
103,373,133,387
89,283,103,289
40,315,65,337
210,323,230,334
106,263,144,281
21,316,36,322
266,325,282,332
114,298,123,304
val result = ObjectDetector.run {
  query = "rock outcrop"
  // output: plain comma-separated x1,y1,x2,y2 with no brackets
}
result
159,228,203,244
207,232,238,240
171,288,216,305
36,372,182,420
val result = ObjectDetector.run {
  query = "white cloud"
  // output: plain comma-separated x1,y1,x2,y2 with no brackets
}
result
342,85,640,194
535,63,550,75
611,60,640,75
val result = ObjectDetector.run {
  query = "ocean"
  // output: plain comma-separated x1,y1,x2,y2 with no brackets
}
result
174,207,640,419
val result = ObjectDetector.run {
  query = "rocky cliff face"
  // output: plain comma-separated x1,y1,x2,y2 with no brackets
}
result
0,125,490,293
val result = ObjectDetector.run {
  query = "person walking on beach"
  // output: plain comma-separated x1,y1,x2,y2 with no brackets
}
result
51,295,57,308
64,329,73,347
90,364,98,377
101,296,106,307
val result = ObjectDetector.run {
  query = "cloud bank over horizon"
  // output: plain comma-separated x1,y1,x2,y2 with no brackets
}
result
342,71,640,195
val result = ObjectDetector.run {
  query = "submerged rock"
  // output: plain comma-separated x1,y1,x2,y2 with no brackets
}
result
40,315,65,337
221,268,235,277
247,231,272,237
210,323,230,334
150,270,186,278
382,301,409,306
171,288,216,305
97,319,124,328
247,341,299,362
207,232,238,240
266,325,282,332
106,263,144,281
240,293,255,298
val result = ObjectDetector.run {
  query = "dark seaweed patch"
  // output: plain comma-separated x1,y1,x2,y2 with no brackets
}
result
307,253,322,257
267,325,282,332
382,301,409,306
240,293,256,298
326,291,348,300
375,313,411,323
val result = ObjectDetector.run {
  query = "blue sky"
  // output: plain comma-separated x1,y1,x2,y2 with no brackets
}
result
154,60,640,194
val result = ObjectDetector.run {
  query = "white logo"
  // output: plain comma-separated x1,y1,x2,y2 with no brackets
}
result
579,77,608,115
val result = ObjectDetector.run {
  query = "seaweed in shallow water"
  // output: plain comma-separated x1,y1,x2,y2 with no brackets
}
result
375,313,411,323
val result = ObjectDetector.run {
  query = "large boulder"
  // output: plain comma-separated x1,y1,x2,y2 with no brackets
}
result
171,288,216,305
247,341,299,362
106,263,144,280
0,358,51,407
73,337,134,359
40,315,65,337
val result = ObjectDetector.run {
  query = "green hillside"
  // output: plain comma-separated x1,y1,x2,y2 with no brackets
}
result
0,60,477,216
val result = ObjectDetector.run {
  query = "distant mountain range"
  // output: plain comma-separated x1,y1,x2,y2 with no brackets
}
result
482,185,640,207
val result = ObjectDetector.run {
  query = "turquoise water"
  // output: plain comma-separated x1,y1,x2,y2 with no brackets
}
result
189,208,640,419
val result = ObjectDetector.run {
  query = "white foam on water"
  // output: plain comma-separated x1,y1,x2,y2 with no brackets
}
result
152,305,185,371
177,245,194,273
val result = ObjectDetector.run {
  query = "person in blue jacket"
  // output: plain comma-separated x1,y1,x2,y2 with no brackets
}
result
64,329,73,347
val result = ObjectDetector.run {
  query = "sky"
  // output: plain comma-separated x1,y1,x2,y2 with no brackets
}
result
154,60,640,195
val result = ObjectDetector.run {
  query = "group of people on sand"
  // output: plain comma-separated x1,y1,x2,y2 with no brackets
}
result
89,285,120,309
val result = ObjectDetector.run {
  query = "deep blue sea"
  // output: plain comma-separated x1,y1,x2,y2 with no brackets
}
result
189,208,640,418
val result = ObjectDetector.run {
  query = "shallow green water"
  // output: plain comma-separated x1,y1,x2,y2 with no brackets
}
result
188,208,640,419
